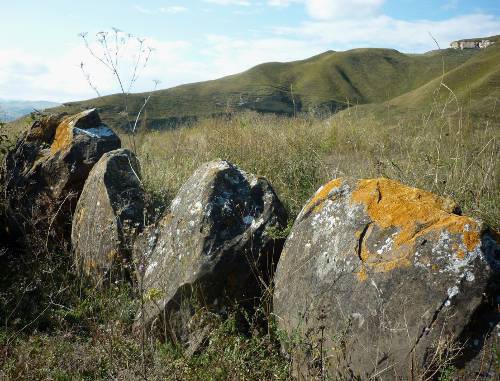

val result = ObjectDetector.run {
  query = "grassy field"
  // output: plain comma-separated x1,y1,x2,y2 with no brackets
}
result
134,102,499,230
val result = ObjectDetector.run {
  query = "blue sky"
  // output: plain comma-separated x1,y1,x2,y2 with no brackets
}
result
0,0,499,102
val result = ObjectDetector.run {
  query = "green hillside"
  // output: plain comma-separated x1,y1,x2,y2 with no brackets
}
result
380,40,500,122
50,45,488,130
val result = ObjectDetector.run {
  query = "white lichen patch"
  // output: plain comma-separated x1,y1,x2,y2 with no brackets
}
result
303,182,365,281
215,161,231,171
442,243,482,276
221,199,233,214
243,215,254,226
145,261,158,277
375,236,395,255
86,126,115,137
250,217,264,230
444,285,460,306
73,125,115,138
171,197,181,209
431,231,451,255
315,250,337,280
465,271,475,282
190,201,203,215
204,203,213,217
428,230,482,280
447,286,459,299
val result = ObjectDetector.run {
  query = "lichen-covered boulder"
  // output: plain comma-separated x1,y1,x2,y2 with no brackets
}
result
72,148,144,285
134,160,287,348
3,109,120,245
273,177,499,380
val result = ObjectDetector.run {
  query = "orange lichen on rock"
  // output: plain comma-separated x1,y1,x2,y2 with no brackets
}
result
50,116,74,154
356,223,412,281
357,267,368,282
357,256,413,282
463,230,481,252
452,243,466,259
304,178,343,214
351,178,481,279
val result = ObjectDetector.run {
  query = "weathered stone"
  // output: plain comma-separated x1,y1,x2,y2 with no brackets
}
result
273,177,499,380
3,109,120,245
72,148,144,285
453,306,500,381
134,160,287,348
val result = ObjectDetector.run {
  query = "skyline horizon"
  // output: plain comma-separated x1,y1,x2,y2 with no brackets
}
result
1,0,499,103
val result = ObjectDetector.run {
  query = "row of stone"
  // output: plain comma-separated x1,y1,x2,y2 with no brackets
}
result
3,109,498,380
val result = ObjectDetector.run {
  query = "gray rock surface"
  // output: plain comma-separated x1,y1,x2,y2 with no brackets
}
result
134,160,287,349
273,177,499,380
2,109,120,245
72,148,144,285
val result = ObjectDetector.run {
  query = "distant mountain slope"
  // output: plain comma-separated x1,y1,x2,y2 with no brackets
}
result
0,99,60,122
351,41,500,124
50,45,487,130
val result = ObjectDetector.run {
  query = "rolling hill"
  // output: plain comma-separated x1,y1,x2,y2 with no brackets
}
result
3,36,500,131
366,35,500,122
40,35,500,130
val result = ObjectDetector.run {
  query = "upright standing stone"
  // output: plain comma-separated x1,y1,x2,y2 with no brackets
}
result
72,148,144,285
134,160,287,350
3,109,120,246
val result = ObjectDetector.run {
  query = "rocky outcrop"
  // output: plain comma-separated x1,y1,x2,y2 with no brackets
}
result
2,109,120,246
72,148,144,285
273,177,499,380
450,39,494,49
134,160,287,349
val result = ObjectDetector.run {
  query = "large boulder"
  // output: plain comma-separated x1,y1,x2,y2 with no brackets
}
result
2,109,120,246
72,148,144,285
134,160,287,348
273,177,499,380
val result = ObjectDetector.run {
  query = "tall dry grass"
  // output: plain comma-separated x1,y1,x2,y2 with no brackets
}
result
136,113,333,216
135,106,498,229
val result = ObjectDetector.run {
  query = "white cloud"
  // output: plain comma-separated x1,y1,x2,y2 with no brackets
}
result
305,0,385,19
275,13,500,52
134,5,153,14
160,6,188,14
134,5,188,14
0,37,197,102
203,0,251,6
267,0,301,7
201,34,326,77
2,4,500,103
